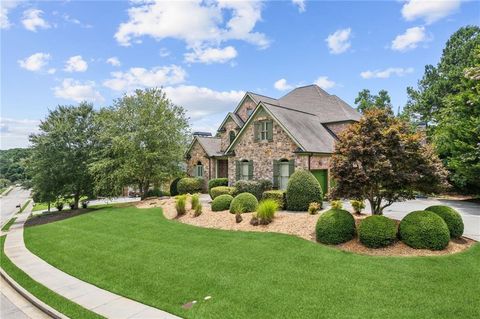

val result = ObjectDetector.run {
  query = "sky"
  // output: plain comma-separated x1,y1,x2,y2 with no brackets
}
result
1,0,479,149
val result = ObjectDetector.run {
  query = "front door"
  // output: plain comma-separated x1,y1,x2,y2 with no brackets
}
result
217,159,228,178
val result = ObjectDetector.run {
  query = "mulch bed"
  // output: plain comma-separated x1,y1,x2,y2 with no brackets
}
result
25,209,95,227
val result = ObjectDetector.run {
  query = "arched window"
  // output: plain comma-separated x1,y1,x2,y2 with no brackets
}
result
273,158,294,190
195,161,204,177
229,130,236,143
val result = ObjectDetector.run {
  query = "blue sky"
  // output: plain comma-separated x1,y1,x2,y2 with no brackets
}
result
1,0,479,149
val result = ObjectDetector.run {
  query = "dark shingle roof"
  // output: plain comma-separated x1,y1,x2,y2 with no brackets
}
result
196,137,223,157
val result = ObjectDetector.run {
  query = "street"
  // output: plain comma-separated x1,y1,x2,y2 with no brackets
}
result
0,187,30,226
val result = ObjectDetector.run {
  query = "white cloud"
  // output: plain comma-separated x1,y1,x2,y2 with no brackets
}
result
53,79,104,103
314,76,336,89
114,0,269,50
22,8,50,32
0,117,40,149
159,48,170,57
274,78,294,91
325,28,352,54
292,0,306,13
185,46,237,64
62,13,92,28
103,65,187,92
106,57,121,67
64,55,88,72
402,0,462,24
1,0,20,29
391,26,427,52
18,52,51,72
47,68,56,74
360,67,414,79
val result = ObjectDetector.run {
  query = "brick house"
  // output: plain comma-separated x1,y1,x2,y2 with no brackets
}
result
185,84,360,193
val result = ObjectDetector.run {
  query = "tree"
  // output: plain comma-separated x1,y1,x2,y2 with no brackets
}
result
331,109,448,215
354,89,393,114
0,148,31,184
90,88,189,199
29,103,96,209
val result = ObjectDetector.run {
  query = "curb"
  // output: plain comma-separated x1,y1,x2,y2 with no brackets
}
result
0,267,68,319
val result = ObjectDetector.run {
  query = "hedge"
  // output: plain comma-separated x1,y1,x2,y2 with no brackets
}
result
425,205,464,239
210,186,236,200
229,193,258,214
177,177,204,195
286,169,323,211
399,210,450,250
233,180,271,200
358,215,397,248
208,178,229,192
211,194,233,212
262,190,286,210
315,209,355,244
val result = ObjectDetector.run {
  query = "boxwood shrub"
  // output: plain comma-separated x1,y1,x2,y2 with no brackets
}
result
262,190,286,209
211,194,233,212
170,177,181,196
177,177,204,195
229,193,259,214
315,209,355,244
358,215,397,248
210,186,236,200
399,210,450,250
425,205,464,239
286,169,323,211
208,178,228,192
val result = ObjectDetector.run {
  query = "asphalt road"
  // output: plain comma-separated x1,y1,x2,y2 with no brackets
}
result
0,187,30,225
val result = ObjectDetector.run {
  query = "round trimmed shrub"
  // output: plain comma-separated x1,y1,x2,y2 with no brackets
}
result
262,190,286,210
425,205,464,239
208,178,228,192
315,209,355,244
286,169,322,211
170,177,181,196
399,210,450,250
211,194,234,212
358,215,397,248
229,193,258,214
177,177,204,195
210,186,235,200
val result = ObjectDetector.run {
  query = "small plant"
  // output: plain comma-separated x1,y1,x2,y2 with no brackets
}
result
256,199,278,225
235,212,243,223
81,201,88,209
350,199,365,214
191,193,200,210
250,213,259,226
55,198,64,211
308,202,321,215
175,195,187,216
69,202,75,210
330,200,343,209
194,203,202,217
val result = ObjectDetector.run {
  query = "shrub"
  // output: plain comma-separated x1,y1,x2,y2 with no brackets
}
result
425,205,464,239
262,190,286,209
210,186,236,200
175,195,187,216
191,193,200,210
229,193,259,214
177,177,204,195
350,200,365,214
256,199,278,225
162,190,171,197
258,179,273,193
69,202,75,210
208,178,228,193
211,194,233,212
399,210,450,250
358,215,397,248
81,201,88,209
170,177,181,196
146,188,162,198
286,169,323,211
308,202,321,215
330,200,343,210
315,209,355,244
233,180,262,199
194,203,202,217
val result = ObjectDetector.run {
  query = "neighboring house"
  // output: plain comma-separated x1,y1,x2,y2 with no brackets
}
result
185,84,361,193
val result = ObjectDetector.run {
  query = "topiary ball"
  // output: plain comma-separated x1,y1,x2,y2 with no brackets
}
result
358,215,397,248
315,209,355,244
210,186,235,200
211,194,234,212
425,205,464,239
286,169,323,211
399,210,450,250
229,193,259,214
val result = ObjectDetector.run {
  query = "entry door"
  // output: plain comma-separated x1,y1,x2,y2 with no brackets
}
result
311,169,328,194
217,159,228,178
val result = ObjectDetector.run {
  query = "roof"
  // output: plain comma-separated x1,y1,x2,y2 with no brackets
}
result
217,112,244,131
186,136,223,157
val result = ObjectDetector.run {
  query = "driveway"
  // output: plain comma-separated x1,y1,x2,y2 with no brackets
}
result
0,187,30,226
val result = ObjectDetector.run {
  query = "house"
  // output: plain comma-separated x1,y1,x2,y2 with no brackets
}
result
185,84,361,193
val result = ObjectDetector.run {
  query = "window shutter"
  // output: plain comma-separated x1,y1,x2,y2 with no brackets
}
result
235,160,240,181
254,122,260,142
267,120,273,141
273,160,280,188
289,159,295,176
248,160,254,180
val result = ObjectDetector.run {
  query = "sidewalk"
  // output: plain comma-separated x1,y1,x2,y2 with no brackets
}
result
4,204,180,319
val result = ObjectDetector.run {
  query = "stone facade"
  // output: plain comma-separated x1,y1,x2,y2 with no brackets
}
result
186,140,215,181
218,117,240,152
236,96,256,122
325,121,353,137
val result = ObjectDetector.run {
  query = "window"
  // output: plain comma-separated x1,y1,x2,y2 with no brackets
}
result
229,130,236,143
247,108,253,117
240,160,249,180
279,160,290,190
195,161,203,177
273,159,294,189
254,120,273,142
260,121,268,140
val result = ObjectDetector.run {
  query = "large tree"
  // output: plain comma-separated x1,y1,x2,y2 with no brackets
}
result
90,88,189,199
354,89,393,114
331,109,447,215
29,103,96,208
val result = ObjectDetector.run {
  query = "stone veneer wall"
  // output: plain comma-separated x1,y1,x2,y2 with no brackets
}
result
324,121,354,137
218,117,240,152
236,96,257,123
186,140,215,181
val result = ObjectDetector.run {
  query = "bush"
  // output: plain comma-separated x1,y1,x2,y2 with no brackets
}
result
210,186,236,200
315,209,355,244
286,169,323,211
258,179,273,193
425,205,464,239
175,195,187,216
208,178,228,193
177,177,204,195
162,190,171,197
230,193,258,214
350,200,365,214
146,188,162,198
233,180,261,199
308,202,321,215
81,201,88,209
69,202,75,210
330,200,343,209
211,194,233,211
191,193,199,210
399,210,450,250
194,203,202,217
170,177,181,196
358,215,397,248
256,199,278,225
55,201,64,211
262,190,286,209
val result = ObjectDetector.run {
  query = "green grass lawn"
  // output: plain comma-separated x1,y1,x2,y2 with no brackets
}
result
24,206,480,319
1,217,16,231
32,202,54,212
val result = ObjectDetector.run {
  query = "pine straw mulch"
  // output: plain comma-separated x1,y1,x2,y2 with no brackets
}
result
137,197,476,257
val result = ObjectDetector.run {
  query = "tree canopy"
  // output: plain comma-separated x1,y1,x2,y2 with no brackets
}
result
354,89,393,114
0,148,31,184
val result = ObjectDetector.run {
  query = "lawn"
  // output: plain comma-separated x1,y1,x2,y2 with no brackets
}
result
24,206,480,319
32,202,54,212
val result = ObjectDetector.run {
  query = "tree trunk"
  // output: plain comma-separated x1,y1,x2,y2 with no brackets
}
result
48,201,51,212
74,192,80,210
368,198,383,215
142,182,150,199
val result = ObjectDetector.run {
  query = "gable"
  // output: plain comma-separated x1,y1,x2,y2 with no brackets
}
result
235,95,257,123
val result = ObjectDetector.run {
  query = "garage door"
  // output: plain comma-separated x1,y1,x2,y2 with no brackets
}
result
311,169,328,194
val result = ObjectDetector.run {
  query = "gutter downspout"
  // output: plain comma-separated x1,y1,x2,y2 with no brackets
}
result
308,153,311,170
209,158,211,180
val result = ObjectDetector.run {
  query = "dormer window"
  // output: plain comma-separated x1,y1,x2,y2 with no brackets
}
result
229,130,236,143
247,108,253,117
